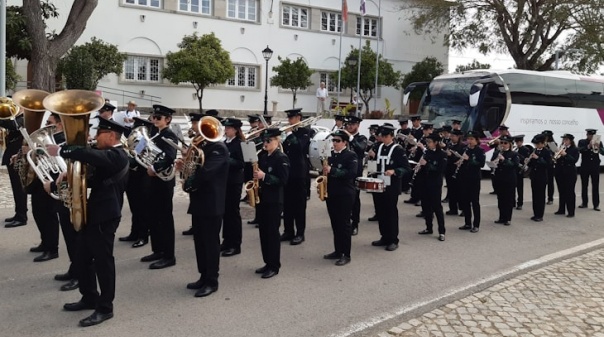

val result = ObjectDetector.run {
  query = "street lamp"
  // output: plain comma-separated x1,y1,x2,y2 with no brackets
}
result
554,48,582,70
346,57,358,103
262,45,273,116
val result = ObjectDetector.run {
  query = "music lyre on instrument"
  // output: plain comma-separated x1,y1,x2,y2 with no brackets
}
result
592,135,601,153
241,140,260,207
315,139,331,201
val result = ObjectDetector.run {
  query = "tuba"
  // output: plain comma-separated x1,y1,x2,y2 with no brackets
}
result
43,90,105,232
182,116,224,193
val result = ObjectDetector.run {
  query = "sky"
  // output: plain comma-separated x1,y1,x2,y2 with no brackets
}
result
449,48,515,73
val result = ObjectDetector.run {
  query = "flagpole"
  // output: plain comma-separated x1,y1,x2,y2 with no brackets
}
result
373,0,381,113
356,1,364,118
336,17,344,117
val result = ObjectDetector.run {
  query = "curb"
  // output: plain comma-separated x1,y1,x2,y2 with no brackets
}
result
331,238,604,337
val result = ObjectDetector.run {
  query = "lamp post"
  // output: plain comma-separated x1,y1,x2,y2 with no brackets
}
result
262,45,273,116
346,56,357,109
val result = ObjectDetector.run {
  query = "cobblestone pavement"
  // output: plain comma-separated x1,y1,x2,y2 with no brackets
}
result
378,248,604,337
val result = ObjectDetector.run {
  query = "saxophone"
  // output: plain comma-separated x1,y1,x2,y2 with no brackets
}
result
316,158,328,201
245,161,260,207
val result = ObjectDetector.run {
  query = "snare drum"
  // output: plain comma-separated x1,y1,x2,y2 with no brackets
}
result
356,177,385,193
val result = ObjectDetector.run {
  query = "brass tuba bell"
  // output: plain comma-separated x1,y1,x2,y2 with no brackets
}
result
181,116,225,192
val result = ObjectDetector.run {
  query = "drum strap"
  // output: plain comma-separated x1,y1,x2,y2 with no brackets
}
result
377,143,398,174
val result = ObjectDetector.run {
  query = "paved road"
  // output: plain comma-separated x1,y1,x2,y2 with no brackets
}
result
1,172,604,337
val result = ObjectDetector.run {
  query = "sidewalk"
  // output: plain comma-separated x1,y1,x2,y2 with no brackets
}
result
377,248,604,337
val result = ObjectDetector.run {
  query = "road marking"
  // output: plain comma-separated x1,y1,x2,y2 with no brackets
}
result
330,236,604,337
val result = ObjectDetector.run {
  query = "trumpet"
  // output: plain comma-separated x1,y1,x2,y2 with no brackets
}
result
487,135,501,147
553,145,567,160
245,161,260,207
316,158,328,201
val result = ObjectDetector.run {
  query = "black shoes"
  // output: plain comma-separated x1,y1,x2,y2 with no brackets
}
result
445,210,458,215
368,215,378,221
546,200,553,205
415,212,424,218
5,220,26,228
516,205,523,210
323,252,341,260
261,269,278,279
60,279,79,291
403,198,418,204
579,204,588,208
79,311,114,327
141,252,163,262
64,300,96,311
54,272,71,281
4,216,15,222
418,229,433,235
438,234,445,241
335,256,351,266
371,239,387,246
182,227,194,235
441,198,449,203
132,238,148,248
459,225,471,230
494,220,506,224
187,279,204,290
504,222,511,226
255,265,269,274
221,248,241,257
385,243,398,251
149,257,176,269
290,236,305,245
567,214,575,218
554,211,565,215
33,251,58,262
118,234,137,242
595,207,601,211
530,216,543,222
470,227,479,233
352,227,359,236
30,244,44,253
279,233,294,242
195,285,218,297
247,219,258,225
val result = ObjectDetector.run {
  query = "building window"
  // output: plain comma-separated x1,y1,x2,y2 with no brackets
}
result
320,72,341,93
123,56,161,82
227,65,257,88
227,0,257,21
356,17,378,37
179,0,210,14
124,0,161,8
321,12,342,33
282,5,308,28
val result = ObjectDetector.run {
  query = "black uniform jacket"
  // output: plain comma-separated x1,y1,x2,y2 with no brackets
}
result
458,146,486,181
59,145,129,225
555,146,579,171
527,148,551,179
258,149,290,204
349,133,367,177
150,127,178,184
327,149,358,198
578,139,604,168
186,141,230,217
516,145,531,174
283,128,310,179
0,115,24,165
225,137,245,185
376,142,410,194
421,148,447,189
494,149,519,183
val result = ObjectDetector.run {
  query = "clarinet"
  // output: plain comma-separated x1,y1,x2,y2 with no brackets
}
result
409,153,425,187
452,149,467,179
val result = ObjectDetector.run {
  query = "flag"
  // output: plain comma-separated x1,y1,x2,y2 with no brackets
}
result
342,0,348,22
360,0,366,16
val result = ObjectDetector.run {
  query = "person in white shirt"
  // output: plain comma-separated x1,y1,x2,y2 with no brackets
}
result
316,82,328,114
114,101,140,135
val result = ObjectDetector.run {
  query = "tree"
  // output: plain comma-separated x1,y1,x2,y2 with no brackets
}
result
408,0,604,73
163,33,234,112
339,41,402,114
22,0,98,91
59,37,126,90
270,57,313,109
5,60,21,93
455,59,491,73
6,2,58,60
401,57,445,100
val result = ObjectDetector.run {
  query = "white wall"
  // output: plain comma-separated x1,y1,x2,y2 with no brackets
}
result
9,0,448,115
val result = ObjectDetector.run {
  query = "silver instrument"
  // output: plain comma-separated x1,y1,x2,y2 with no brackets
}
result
25,125,68,200
135,128,175,181
591,135,601,153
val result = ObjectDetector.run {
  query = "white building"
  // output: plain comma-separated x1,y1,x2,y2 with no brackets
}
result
11,0,448,116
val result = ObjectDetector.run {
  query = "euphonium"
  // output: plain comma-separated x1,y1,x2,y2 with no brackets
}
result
245,161,260,207
316,158,328,201
25,125,68,199
43,90,105,232
135,127,176,182
181,116,224,192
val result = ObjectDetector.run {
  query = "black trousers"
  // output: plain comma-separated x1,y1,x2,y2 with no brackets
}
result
222,183,243,250
31,189,59,253
192,214,222,287
371,192,379,218
531,178,547,218
58,205,78,277
556,168,577,215
447,174,461,212
257,202,282,271
461,180,481,228
7,164,27,221
76,218,120,314
283,178,307,237
495,179,515,222
126,168,149,239
410,176,423,202
375,187,400,244
516,174,524,207
547,165,555,202
580,167,600,208
423,186,445,234
327,194,354,257
351,189,361,227
149,179,175,258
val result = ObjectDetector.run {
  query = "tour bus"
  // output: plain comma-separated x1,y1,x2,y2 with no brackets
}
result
403,69,604,167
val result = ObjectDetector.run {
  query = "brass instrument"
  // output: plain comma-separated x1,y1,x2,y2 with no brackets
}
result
553,145,568,160
181,116,224,192
135,128,176,181
591,135,601,154
0,96,21,119
245,161,260,207
487,135,501,147
44,89,105,232
279,116,322,134
25,125,69,200
316,158,328,201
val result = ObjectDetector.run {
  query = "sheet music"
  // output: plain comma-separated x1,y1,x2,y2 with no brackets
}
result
134,138,147,155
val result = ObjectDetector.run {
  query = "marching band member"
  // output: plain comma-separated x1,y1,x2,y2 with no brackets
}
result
0,111,28,229
458,131,485,233
488,125,511,195
451,119,462,131
367,124,379,151
578,129,604,211
45,117,129,327
182,113,204,236
493,135,519,226
396,117,410,139
405,123,431,206
513,135,530,210
179,117,230,298
367,126,384,222
417,133,447,241
542,130,556,205
409,114,423,140
140,105,178,269
322,129,358,265
554,134,579,217
441,125,452,146
332,114,345,131
445,129,464,215
254,128,290,279
281,108,311,245
371,125,409,251
345,115,367,236
220,118,245,257
527,134,551,222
